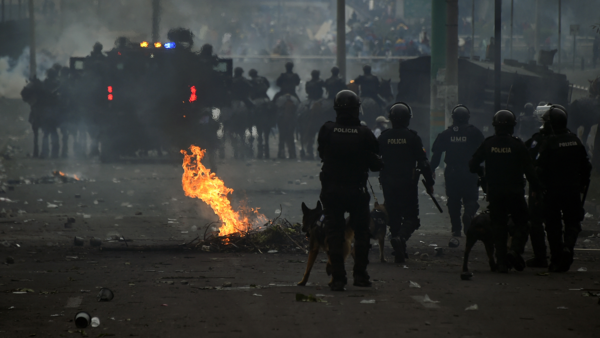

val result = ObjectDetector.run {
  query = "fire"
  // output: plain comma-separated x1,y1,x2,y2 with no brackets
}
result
181,145,266,236
52,171,80,181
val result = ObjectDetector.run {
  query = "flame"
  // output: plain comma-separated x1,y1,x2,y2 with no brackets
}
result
52,171,80,181
189,86,197,102
181,145,266,236
154,42,162,48
350,80,355,84
140,41,149,48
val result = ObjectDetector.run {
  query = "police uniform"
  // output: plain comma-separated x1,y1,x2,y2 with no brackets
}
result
431,123,485,235
274,71,301,102
469,116,542,272
324,75,346,100
305,78,325,101
249,75,271,101
318,90,382,290
378,124,434,262
353,74,384,106
536,130,591,272
231,72,254,109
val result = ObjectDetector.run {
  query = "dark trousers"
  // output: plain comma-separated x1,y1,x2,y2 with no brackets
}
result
543,187,582,264
31,123,40,157
382,183,420,241
445,168,480,234
528,190,547,259
321,187,371,281
41,125,59,158
488,191,529,264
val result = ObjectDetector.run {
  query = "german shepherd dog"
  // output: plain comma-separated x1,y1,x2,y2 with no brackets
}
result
462,210,497,274
297,201,389,286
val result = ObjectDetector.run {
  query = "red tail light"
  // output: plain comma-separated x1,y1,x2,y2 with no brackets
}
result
108,86,113,101
108,86,113,93
189,86,197,103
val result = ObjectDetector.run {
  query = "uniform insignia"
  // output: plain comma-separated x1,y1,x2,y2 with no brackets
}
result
453,126,459,132
333,127,358,133
491,147,512,153
387,138,407,145
559,141,577,147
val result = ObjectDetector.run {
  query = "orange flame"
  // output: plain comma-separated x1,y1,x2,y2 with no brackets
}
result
181,145,266,236
53,171,80,181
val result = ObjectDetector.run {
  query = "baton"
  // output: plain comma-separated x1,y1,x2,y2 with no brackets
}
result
422,179,443,213
582,184,589,208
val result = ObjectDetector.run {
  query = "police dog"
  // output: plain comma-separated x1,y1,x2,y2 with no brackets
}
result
462,210,497,274
297,201,354,286
369,201,389,263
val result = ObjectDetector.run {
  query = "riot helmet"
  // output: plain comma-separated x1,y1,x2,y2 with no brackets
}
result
234,67,244,77
311,70,320,79
492,110,516,135
541,105,568,132
451,104,470,124
331,66,339,76
388,102,412,127
93,42,103,52
249,69,258,78
285,62,294,72
200,44,213,56
363,64,372,75
334,90,361,116
523,102,534,116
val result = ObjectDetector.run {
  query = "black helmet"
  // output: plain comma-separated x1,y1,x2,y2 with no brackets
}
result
492,110,516,127
451,104,470,123
363,64,372,74
249,69,258,77
541,105,568,131
523,102,534,115
311,70,320,78
388,102,412,126
334,90,361,112
285,62,294,71
93,42,103,52
200,43,213,56
331,66,339,75
234,67,244,76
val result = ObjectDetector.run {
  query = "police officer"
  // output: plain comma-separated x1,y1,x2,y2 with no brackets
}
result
20,77,44,157
324,67,347,100
40,67,61,159
248,69,270,101
431,105,484,237
89,42,105,60
378,102,435,264
353,65,384,107
318,90,382,291
517,103,540,140
273,62,301,102
231,67,254,109
535,105,591,272
305,70,324,101
469,110,543,273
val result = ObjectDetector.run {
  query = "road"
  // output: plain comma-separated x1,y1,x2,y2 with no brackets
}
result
1,99,600,338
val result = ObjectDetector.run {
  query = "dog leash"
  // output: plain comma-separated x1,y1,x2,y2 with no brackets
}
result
367,179,379,204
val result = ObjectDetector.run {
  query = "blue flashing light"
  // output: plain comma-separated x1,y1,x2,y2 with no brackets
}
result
164,42,176,49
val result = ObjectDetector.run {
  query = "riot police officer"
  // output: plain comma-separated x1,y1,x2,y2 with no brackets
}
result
324,67,346,100
517,103,540,140
431,105,484,237
378,102,435,264
89,42,105,60
40,67,61,159
248,69,270,100
535,105,591,272
305,70,324,101
469,110,543,273
317,90,382,291
353,65,384,107
231,67,254,109
273,62,301,102
20,77,44,157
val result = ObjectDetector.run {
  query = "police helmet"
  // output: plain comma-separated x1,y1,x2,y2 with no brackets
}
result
334,90,361,112
93,42,103,52
331,66,340,75
249,69,258,77
311,70,320,78
285,62,294,71
363,64,372,74
200,44,213,56
541,105,568,130
451,104,470,122
388,102,412,126
523,102,534,115
234,67,244,76
492,110,516,127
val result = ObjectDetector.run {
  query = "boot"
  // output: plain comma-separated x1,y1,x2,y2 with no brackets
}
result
526,256,548,268
506,249,526,272
353,245,372,287
391,237,406,264
557,247,574,272
328,253,347,291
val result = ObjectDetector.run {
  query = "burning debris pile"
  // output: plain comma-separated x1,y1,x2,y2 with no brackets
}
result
181,145,307,253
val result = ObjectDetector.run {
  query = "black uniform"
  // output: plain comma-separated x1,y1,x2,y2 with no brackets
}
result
249,75,271,100
324,75,346,100
273,72,301,102
354,74,384,106
378,127,435,251
40,76,61,158
431,124,485,234
305,78,325,101
231,75,254,109
318,114,382,284
20,78,44,157
536,130,591,270
469,134,542,267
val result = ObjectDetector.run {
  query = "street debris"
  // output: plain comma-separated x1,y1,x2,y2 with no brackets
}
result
90,317,100,328
73,237,84,246
296,293,326,303
448,237,460,248
461,272,474,280
422,294,439,303
253,293,262,297
97,288,114,302
577,267,588,272
409,281,421,288
90,238,102,247
465,304,479,311
74,311,91,328
360,299,376,304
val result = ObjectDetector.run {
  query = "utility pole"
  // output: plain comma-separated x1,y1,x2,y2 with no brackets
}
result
337,0,346,80
534,0,539,61
28,0,35,80
510,0,513,59
494,0,502,112
445,0,458,128
558,0,561,73
471,0,474,59
151,0,160,43
430,0,446,150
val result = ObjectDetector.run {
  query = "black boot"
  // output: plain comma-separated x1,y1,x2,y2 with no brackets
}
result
557,247,574,272
391,237,406,264
506,249,526,272
353,245,372,287
328,253,347,291
526,256,548,268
